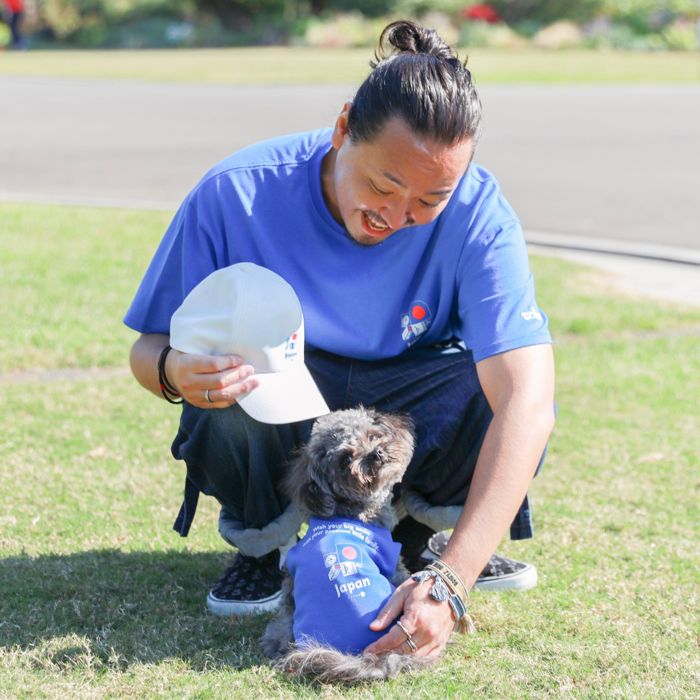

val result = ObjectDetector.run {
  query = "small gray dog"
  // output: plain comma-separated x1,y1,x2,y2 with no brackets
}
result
261,406,423,682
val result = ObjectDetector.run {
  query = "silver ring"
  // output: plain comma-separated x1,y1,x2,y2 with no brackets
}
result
204,388,213,404
395,620,417,653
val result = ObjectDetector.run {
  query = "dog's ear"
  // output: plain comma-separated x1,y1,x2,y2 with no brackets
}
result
383,412,414,435
379,413,415,450
299,479,335,518
284,447,335,518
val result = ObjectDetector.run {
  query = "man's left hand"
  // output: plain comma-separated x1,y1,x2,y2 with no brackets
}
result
363,577,455,659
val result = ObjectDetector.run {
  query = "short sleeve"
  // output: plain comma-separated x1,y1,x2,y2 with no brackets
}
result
123,181,224,334
457,221,551,363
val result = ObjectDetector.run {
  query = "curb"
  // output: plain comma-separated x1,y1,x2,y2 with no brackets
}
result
525,230,700,267
0,191,176,212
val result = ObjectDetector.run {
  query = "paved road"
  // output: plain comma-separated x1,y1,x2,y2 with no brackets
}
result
1,77,698,249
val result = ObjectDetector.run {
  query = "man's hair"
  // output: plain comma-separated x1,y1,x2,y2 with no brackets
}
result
348,20,482,146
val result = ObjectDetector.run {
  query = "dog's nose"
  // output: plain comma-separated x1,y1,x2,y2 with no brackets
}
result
368,448,385,466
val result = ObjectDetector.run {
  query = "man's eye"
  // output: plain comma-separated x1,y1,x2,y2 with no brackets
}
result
370,183,391,196
419,200,440,209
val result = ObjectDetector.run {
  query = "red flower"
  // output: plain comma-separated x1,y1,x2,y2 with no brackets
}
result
461,4,502,24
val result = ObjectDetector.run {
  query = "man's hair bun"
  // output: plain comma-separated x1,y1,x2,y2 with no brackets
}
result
372,19,456,67
348,19,482,146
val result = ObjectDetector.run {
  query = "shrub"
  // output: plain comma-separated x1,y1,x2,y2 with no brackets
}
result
458,20,525,48
662,18,697,50
485,0,606,25
301,11,389,48
583,22,667,50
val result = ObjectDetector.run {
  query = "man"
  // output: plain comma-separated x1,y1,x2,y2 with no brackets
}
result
125,20,555,660
3,0,25,50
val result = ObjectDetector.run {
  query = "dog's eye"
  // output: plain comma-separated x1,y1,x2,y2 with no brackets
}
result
341,452,353,466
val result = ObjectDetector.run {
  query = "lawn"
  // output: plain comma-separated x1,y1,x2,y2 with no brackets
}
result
0,201,698,698
0,46,697,85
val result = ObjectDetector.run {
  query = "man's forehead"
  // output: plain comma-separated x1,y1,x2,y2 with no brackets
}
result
381,170,455,196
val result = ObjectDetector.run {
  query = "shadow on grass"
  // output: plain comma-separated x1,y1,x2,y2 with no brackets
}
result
0,549,272,672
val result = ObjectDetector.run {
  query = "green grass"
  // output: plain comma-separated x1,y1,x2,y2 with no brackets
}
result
0,46,698,84
1,202,699,697
0,203,172,371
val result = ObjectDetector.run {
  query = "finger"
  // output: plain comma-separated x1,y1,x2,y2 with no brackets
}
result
202,377,259,408
179,353,247,374
416,640,448,661
368,585,411,632
363,624,412,656
185,364,256,390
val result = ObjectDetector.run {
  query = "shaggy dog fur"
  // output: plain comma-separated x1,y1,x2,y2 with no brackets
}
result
261,407,423,682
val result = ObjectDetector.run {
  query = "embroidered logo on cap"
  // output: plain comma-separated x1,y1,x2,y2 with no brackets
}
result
284,332,300,361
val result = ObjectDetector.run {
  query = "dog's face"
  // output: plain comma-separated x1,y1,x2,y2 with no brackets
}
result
285,407,414,520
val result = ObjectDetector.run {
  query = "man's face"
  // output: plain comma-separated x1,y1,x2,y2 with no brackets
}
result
321,107,474,246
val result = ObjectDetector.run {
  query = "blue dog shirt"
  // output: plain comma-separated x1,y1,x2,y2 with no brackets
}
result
285,518,402,654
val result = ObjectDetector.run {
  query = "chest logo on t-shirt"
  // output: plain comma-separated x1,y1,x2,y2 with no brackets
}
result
401,301,432,346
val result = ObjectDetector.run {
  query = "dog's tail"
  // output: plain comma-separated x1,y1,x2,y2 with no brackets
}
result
274,641,426,683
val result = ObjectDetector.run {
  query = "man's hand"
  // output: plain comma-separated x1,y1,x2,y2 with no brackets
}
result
129,333,259,407
363,577,455,660
165,348,258,409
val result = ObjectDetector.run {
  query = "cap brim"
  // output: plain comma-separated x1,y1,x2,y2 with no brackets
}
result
237,365,330,425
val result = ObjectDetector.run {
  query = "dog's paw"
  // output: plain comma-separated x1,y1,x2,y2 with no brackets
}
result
261,618,294,660
261,632,292,660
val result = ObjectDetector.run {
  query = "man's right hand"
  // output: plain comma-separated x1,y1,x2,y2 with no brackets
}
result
165,348,258,409
129,333,259,408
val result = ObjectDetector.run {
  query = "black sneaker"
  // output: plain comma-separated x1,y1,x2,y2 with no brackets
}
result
426,531,538,591
393,516,439,574
206,550,283,616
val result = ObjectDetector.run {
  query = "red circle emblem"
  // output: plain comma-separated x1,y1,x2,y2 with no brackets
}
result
341,546,358,560
411,305,427,320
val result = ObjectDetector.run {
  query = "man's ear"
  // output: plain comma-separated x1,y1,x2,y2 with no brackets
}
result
331,102,352,150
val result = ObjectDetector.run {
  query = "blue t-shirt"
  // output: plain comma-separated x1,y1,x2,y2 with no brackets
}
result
285,518,401,654
124,129,551,362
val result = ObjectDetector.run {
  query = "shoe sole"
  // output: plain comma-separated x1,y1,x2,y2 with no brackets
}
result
473,563,538,592
206,590,281,617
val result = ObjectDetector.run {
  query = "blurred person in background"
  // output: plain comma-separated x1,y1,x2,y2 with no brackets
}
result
3,0,25,49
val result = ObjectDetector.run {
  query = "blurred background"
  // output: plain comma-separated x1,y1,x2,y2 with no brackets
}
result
1,0,699,51
1,1,699,270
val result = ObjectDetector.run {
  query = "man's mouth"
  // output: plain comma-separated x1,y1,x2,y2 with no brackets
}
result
362,210,391,235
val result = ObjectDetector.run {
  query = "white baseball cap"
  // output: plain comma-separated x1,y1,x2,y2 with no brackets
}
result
169,263,330,425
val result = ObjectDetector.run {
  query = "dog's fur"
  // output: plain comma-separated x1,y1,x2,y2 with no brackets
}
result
261,407,422,682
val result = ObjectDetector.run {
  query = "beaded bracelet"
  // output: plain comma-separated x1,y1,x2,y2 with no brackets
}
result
426,559,470,605
158,345,183,404
411,566,475,634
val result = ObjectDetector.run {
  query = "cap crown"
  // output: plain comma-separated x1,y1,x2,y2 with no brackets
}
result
170,263,305,371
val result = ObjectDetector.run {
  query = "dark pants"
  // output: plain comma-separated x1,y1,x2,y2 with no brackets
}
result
9,10,23,48
171,344,543,556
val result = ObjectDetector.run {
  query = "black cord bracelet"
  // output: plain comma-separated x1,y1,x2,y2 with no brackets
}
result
158,345,184,404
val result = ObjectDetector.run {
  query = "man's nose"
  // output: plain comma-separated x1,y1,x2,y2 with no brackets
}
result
380,204,415,229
